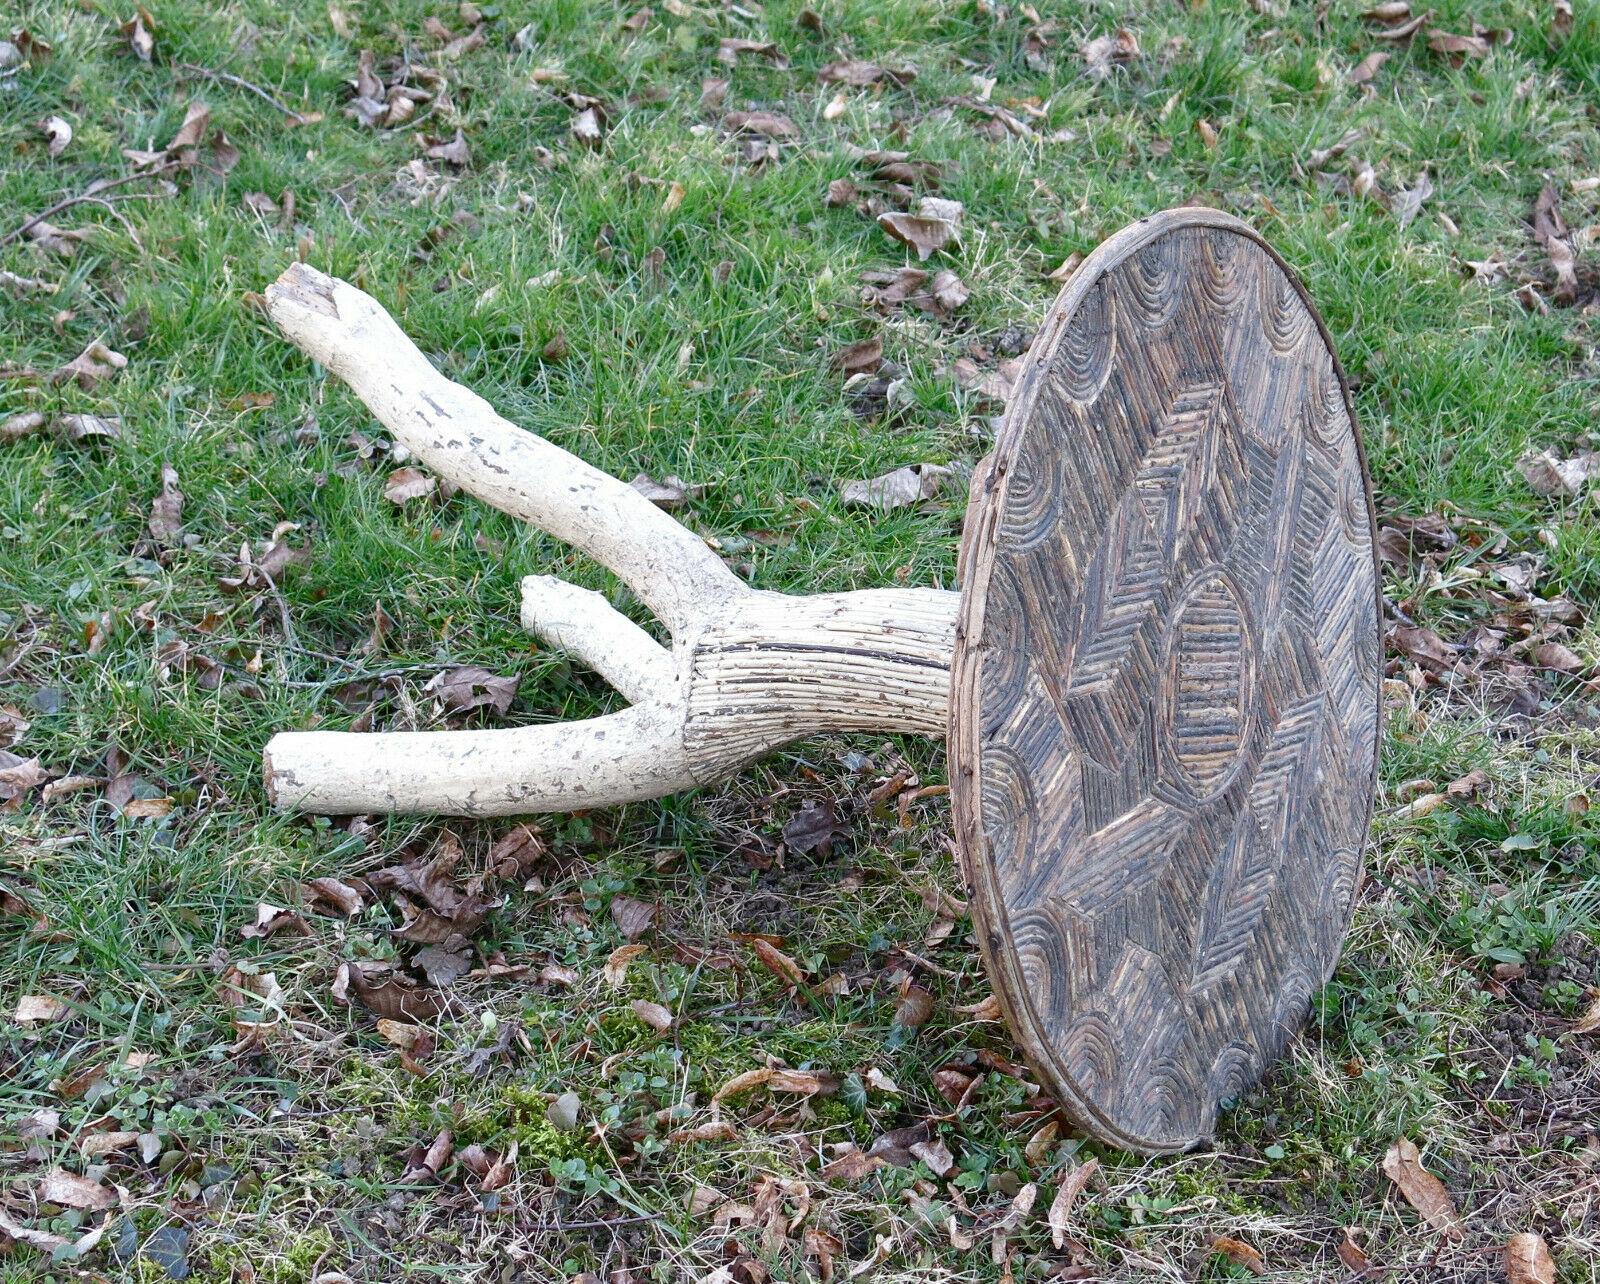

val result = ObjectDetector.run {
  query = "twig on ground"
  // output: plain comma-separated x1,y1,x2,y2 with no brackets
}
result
78,197,147,252
545,1212,665,1232
177,61,314,123
0,161,183,248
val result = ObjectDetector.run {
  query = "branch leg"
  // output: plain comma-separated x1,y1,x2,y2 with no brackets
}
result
264,264,748,638
520,575,676,705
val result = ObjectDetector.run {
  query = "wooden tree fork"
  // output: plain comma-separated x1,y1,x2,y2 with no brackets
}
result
262,262,957,816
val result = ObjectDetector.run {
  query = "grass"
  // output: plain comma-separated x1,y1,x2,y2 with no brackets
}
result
3,0,1599,1279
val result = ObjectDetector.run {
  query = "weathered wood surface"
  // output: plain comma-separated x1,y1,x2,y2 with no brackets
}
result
261,264,958,816
951,208,1382,1153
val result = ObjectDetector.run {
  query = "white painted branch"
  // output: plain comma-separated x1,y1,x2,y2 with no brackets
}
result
264,702,700,815
520,574,676,704
263,586,959,815
264,263,747,638
261,263,963,817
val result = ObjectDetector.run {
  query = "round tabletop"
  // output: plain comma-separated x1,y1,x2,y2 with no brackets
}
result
950,207,1382,1153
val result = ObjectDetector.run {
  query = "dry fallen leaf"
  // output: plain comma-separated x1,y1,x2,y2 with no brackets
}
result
1022,1123,1061,1172
803,1226,844,1283
376,1017,426,1050
725,110,797,139
239,901,313,940
1376,511,1458,565
0,1209,69,1254
673,1120,737,1145
49,340,127,390
1211,1236,1266,1276
715,1064,838,1102
15,1107,58,1133
148,463,184,544
1364,2,1412,23
1387,623,1459,670
424,129,472,167
303,876,365,917
605,942,647,987
832,337,883,374
783,797,843,854
38,115,72,157
951,354,1023,406
37,1168,116,1211
13,993,70,1025
1047,1157,1098,1247
1392,171,1433,229
610,894,657,941
818,1147,885,1182
1370,8,1429,39
570,106,603,147
24,219,89,257
631,998,674,1032
1310,127,1364,170
401,1127,454,1181
384,465,436,504
537,962,576,987
1571,993,1600,1034
894,984,934,1027
840,463,953,511
1532,642,1585,676
1465,252,1508,282
699,76,729,111
121,10,155,61
8,30,52,63
1048,252,1084,282
825,176,856,206
1382,1137,1463,1238
0,752,50,802
1336,1227,1375,1275
630,472,703,508
1505,1232,1556,1284
1427,28,1493,61
877,211,956,260
0,270,60,297
459,1141,517,1191
818,60,915,87
955,992,1003,1021
166,100,212,153
1080,28,1139,78
751,938,807,989
717,37,785,67
1348,50,1391,84
910,1134,955,1177
341,961,450,1021
424,665,519,716
1532,184,1580,303
56,413,122,443
359,834,504,945
929,268,970,313
78,1130,139,1159
1518,447,1600,498
1444,768,1489,800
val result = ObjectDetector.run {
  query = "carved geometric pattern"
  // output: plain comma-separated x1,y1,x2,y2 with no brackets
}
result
950,209,1381,1154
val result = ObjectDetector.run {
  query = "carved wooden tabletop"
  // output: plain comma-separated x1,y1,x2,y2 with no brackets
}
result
951,207,1382,1153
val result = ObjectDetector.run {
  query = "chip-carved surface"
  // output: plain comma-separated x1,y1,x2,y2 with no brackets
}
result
950,208,1381,1154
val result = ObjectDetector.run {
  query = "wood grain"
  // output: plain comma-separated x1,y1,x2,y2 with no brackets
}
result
950,208,1382,1154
